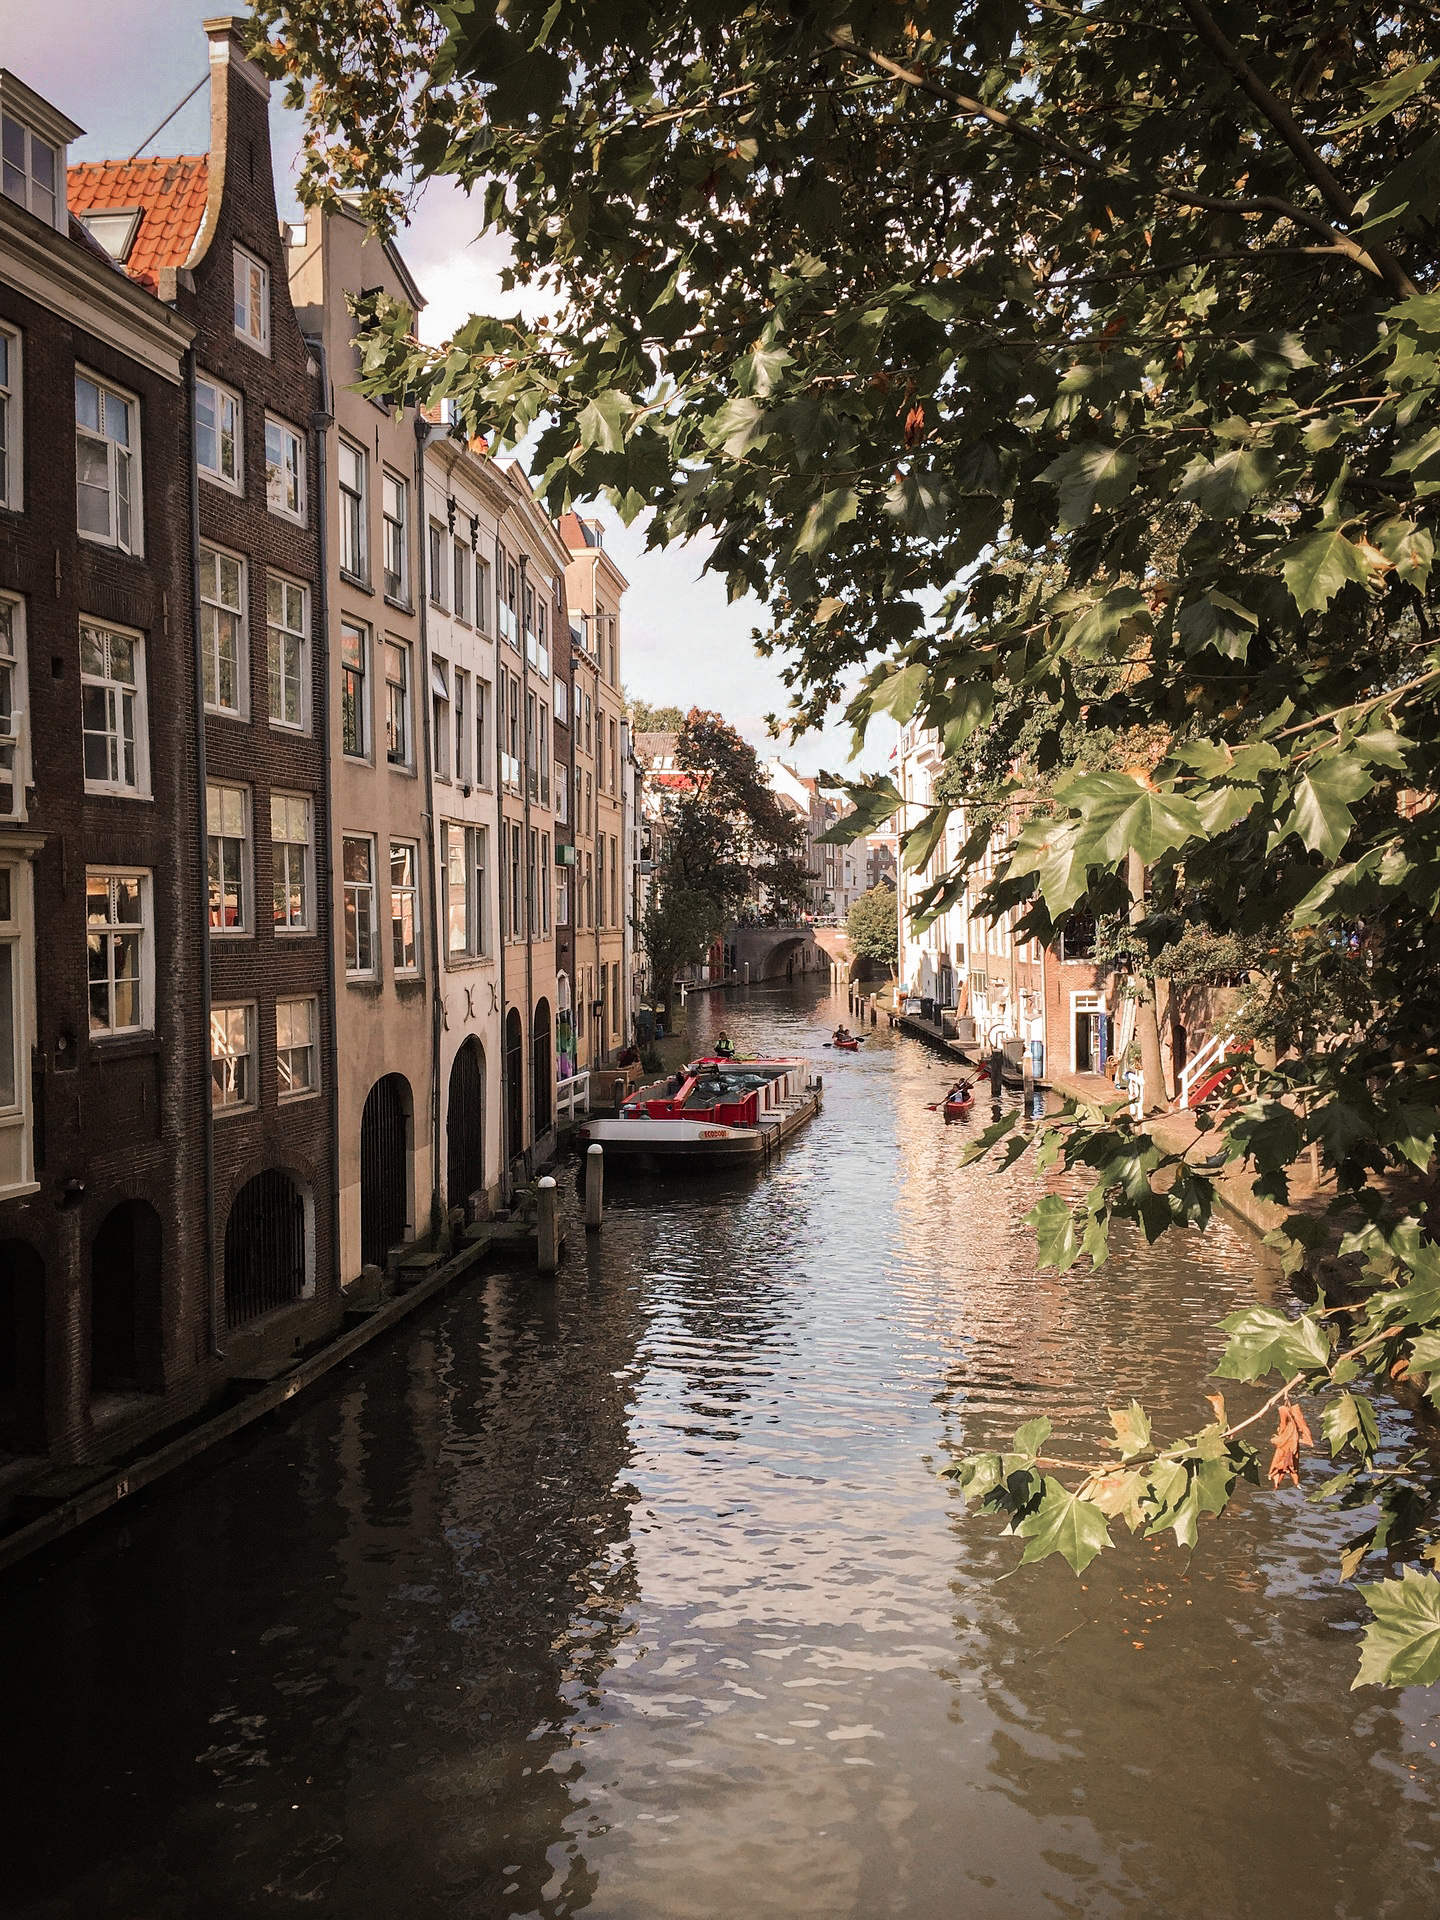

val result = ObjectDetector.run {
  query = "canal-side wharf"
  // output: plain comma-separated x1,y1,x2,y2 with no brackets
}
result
3,982,1436,1920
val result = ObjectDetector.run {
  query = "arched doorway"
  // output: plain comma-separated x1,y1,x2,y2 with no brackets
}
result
90,1200,162,1394
224,1170,308,1329
0,1241,45,1452
532,999,552,1136
446,1039,486,1213
505,1008,524,1164
361,1074,411,1267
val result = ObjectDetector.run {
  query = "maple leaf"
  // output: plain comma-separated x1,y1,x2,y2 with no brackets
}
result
1267,1402,1315,1488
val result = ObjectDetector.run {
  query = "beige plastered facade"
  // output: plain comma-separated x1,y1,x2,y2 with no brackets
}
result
289,203,433,1281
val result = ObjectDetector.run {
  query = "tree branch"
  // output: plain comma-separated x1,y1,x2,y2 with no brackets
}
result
1175,0,1420,299
829,32,1410,291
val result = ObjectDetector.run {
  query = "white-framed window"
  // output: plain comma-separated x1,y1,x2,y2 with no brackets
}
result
554,677,569,726
382,472,407,600
199,545,245,718
75,370,140,555
210,1003,255,1111
81,621,148,796
86,869,151,1035
542,831,551,935
337,439,366,579
271,793,312,932
0,596,28,819
0,324,22,511
431,656,450,779
0,859,34,1193
390,841,421,976
509,821,523,941
444,821,489,960
475,556,490,633
428,521,446,607
452,540,469,622
555,867,569,928
453,669,469,786
206,781,250,935
343,835,377,976
264,415,305,522
195,373,241,493
233,246,269,352
555,763,569,827
340,618,368,758
540,701,550,806
276,996,318,1098
266,574,308,731
384,639,410,767
1,114,58,228
475,677,490,789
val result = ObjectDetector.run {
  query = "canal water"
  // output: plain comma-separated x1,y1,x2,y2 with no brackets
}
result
4,984,1438,1918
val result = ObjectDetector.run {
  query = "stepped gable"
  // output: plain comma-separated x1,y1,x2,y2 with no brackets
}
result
67,155,209,292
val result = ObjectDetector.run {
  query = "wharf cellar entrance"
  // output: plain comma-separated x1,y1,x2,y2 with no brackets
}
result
446,1040,486,1213
224,1171,307,1328
361,1074,411,1268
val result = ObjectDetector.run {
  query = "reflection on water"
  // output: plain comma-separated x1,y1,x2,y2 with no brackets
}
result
2,983,1437,1918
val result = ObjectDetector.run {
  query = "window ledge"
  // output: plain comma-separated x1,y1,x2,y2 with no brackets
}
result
339,570,373,596
213,1102,257,1120
200,473,244,498
384,593,412,615
88,1031,157,1058
209,930,254,942
84,786,154,803
273,928,316,939
278,1089,321,1106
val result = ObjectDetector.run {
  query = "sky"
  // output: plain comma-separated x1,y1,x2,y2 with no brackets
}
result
10,0,891,778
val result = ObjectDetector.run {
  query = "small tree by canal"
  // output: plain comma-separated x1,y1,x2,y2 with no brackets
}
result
846,886,897,974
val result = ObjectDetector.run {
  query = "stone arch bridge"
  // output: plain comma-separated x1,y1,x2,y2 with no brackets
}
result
728,924,889,985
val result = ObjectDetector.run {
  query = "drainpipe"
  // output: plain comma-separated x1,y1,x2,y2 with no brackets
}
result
414,421,443,1224
304,333,342,1298
518,552,535,1161
186,347,221,1360
493,529,509,1186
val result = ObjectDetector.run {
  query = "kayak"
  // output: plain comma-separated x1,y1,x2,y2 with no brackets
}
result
943,1090,974,1119
832,1037,861,1051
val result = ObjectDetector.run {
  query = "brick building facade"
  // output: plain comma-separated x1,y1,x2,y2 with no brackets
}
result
0,69,205,1471
71,18,337,1375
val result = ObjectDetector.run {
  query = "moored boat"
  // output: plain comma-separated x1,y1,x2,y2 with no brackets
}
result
577,1056,821,1166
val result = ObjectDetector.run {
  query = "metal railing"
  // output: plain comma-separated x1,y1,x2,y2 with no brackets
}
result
1180,1033,1232,1109
556,1070,591,1121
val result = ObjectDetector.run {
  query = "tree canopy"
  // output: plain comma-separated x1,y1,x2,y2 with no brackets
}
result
847,885,899,968
252,0,1440,1689
627,697,686,735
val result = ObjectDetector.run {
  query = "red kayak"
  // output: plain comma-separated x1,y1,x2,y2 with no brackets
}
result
943,1088,974,1119
832,1037,861,1051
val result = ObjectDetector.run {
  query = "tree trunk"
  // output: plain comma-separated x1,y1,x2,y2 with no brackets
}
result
1127,849,1168,1116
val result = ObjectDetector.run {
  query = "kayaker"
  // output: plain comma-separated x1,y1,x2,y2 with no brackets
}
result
715,1031,736,1059
833,1024,851,1045
946,1079,972,1104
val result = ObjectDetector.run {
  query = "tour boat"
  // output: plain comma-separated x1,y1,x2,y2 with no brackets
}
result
577,1056,822,1167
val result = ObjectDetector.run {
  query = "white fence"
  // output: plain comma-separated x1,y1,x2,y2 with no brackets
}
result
556,1070,591,1121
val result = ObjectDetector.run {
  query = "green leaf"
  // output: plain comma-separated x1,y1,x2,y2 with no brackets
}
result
1177,447,1276,517
794,486,859,555
1212,1305,1331,1382
1280,530,1378,614
869,662,927,725
1012,1416,1053,1459
1107,1400,1152,1460
1374,518,1435,589
1354,1567,1440,1689
1025,1193,1080,1272
1330,60,1440,131
1057,771,1206,866
1355,135,1440,238
576,389,630,454
1012,1479,1114,1573
1281,756,1375,862
958,1109,1022,1167
1041,442,1138,529
1007,816,1090,916
1322,1392,1380,1462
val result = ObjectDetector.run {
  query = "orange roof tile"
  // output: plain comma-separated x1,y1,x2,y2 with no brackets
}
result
67,156,209,294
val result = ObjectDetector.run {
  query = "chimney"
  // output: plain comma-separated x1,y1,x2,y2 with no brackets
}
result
204,15,271,111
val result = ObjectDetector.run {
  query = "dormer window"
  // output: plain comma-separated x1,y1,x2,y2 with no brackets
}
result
1,114,57,227
77,207,141,264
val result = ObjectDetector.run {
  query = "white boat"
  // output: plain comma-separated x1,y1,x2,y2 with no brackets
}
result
577,1056,821,1166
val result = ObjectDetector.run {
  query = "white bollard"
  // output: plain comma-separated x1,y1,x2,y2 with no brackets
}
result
585,1142,604,1231
537,1175,559,1275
